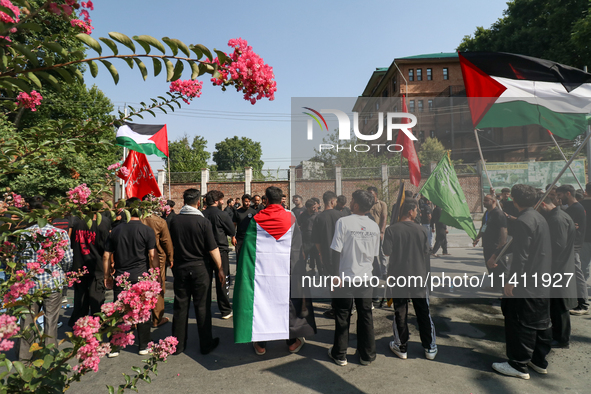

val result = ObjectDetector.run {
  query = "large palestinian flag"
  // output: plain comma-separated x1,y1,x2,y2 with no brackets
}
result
459,52,591,140
116,122,169,158
233,204,296,343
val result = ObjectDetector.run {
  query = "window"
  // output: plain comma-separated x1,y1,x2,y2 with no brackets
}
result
428,99,433,111
443,67,449,80
382,89,388,97
419,130,425,142
418,100,423,112
393,105,398,112
364,117,368,125
430,130,435,138
376,102,380,110
417,68,422,81
409,69,414,81
409,100,415,112
427,68,432,80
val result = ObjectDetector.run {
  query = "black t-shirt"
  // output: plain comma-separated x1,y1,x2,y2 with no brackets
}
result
419,203,432,225
223,206,234,219
202,206,236,251
579,199,591,243
233,207,257,239
335,206,351,216
481,206,507,260
165,210,177,228
104,220,156,281
565,202,586,251
312,209,342,274
169,213,218,268
52,216,72,233
431,207,447,230
297,210,316,245
71,216,111,277
292,207,305,218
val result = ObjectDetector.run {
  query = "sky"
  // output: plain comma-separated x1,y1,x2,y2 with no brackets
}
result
88,0,510,172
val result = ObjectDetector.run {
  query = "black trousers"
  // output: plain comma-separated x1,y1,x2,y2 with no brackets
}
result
235,239,244,264
172,264,214,353
68,274,105,328
331,285,375,362
213,250,232,316
257,338,297,349
113,285,151,351
432,229,447,254
503,299,552,373
550,298,571,344
392,296,437,351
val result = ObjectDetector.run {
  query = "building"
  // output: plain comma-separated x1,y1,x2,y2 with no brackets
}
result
355,52,561,162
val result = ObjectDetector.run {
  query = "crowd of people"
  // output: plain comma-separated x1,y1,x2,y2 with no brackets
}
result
7,181,591,381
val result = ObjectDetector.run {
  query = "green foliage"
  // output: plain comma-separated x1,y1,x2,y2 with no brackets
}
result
213,136,264,172
457,0,591,68
418,137,446,165
541,145,586,161
165,134,210,172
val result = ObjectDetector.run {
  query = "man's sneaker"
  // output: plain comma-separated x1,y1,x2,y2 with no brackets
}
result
107,351,120,358
550,340,570,349
289,337,305,354
138,349,150,356
328,346,347,366
389,341,407,360
323,309,335,319
527,361,547,374
253,342,266,356
221,311,233,320
570,306,589,315
425,348,438,360
62,296,68,303
492,362,530,380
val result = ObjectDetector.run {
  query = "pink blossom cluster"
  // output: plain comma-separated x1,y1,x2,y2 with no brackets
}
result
67,183,92,205
145,194,171,216
70,19,92,35
100,301,120,317
0,0,20,33
114,269,161,325
107,162,122,171
73,337,110,373
117,166,130,180
48,1,95,35
36,229,69,266
16,91,43,112
147,336,178,361
73,315,100,341
66,266,89,286
210,38,276,104
0,314,20,352
169,80,203,104
3,270,35,304
110,329,135,348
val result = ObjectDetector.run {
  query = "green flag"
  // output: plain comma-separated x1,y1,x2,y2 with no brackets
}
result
420,154,478,240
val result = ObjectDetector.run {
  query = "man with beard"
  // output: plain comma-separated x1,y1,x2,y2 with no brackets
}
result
251,195,262,212
291,195,305,218
536,191,577,348
203,190,236,319
223,198,235,218
473,194,507,288
492,184,552,380
233,194,257,262
297,199,318,274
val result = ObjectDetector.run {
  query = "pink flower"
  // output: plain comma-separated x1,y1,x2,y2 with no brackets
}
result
0,0,20,25
0,314,20,351
107,162,122,171
100,302,121,317
147,336,178,361
16,91,43,111
73,337,110,373
48,2,61,15
169,80,203,105
70,19,93,35
117,166,130,180
61,4,73,15
3,271,35,304
112,269,161,325
67,183,91,205
73,315,101,341
110,331,135,348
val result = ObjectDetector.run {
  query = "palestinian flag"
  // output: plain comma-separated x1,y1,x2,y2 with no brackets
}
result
116,122,169,158
233,204,299,343
459,52,591,140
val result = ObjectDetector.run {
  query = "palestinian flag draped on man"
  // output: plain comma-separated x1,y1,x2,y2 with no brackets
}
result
116,122,169,158
233,203,316,343
459,51,591,140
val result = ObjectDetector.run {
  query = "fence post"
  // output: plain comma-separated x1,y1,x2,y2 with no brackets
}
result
381,163,389,205
289,166,296,203
157,169,165,196
244,167,252,195
201,168,209,195
335,165,342,196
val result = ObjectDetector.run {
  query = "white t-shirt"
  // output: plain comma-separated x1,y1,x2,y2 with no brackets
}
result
330,214,381,279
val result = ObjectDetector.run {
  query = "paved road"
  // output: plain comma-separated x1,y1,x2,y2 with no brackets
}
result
63,246,591,394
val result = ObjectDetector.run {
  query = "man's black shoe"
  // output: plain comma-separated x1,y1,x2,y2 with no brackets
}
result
201,337,220,355
323,309,335,319
550,340,570,349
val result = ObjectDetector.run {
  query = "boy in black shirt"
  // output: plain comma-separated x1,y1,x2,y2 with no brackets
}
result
335,195,352,216
232,194,257,261
473,194,507,287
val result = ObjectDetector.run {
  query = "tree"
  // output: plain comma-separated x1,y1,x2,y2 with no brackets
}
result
213,136,264,172
165,134,210,172
418,137,446,164
457,0,591,69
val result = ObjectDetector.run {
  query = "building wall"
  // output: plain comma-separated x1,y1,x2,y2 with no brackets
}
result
251,181,290,199
207,182,245,202
293,180,336,204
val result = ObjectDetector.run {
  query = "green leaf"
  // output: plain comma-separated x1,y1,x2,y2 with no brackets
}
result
171,38,190,57
12,43,39,67
146,109,156,117
143,375,152,384
107,386,115,394
122,57,135,69
12,361,24,376
100,60,119,84
54,68,74,84
0,77,31,93
131,366,142,374
42,354,54,369
133,38,151,54
89,60,99,77
193,44,212,61
75,33,102,55
99,37,119,55
133,58,148,80
161,37,178,56
133,35,165,54
19,22,42,32
35,71,61,91
164,58,174,82
158,106,167,114
189,44,203,59
124,210,130,223
96,211,102,225
214,49,229,65
108,32,136,53
172,60,183,81
32,359,44,367
73,67,84,83
198,63,208,77
189,61,199,80
43,42,68,58
25,72,42,89
84,215,92,229
152,58,162,77
0,5,16,21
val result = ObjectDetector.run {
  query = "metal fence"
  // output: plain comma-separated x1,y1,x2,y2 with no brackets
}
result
167,172,201,184
209,170,244,182
341,167,381,179
253,169,289,182
296,166,335,181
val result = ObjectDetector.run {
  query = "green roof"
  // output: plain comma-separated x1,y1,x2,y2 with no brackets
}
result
396,52,458,60
375,67,389,72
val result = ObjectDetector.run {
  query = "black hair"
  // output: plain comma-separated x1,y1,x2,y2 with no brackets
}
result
337,195,347,205
586,183,591,195
537,191,554,205
241,194,252,201
126,197,141,217
227,198,234,205
367,186,378,195
305,199,316,209
556,184,575,197
511,184,537,208
352,190,374,212
183,188,200,206
253,194,260,199
167,200,175,208
575,189,584,201
142,194,151,201
265,186,283,204
401,198,418,217
282,194,287,198
501,188,511,193
311,197,320,205
404,190,413,198
205,190,224,206
261,195,267,201
293,194,303,200
29,195,45,210
322,191,338,205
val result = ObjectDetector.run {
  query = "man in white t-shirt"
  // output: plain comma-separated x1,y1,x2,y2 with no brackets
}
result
328,190,380,366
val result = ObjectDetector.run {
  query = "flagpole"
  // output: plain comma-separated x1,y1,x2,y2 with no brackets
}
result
167,156,171,200
474,129,494,191
121,105,128,200
547,130,584,190
394,62,408,187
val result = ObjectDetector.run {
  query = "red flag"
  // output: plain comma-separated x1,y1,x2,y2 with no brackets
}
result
118,150,161,198
395,95,421,186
